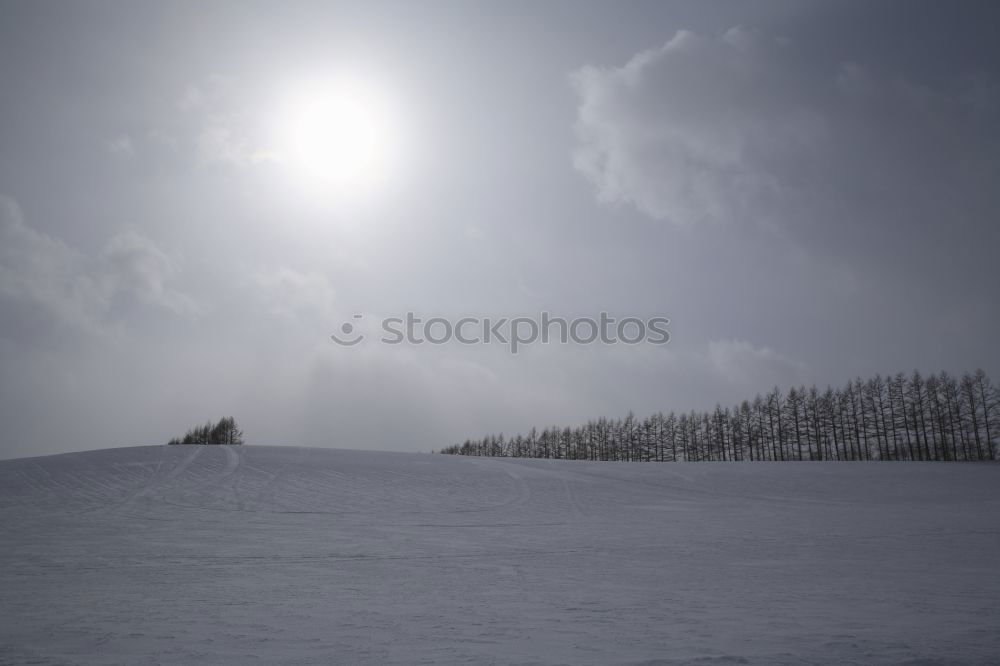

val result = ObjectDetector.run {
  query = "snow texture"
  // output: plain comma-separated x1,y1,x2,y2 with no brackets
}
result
1,445,998,664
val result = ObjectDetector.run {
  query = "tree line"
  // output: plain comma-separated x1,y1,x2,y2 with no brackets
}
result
440,370,998,462
167,416,244,446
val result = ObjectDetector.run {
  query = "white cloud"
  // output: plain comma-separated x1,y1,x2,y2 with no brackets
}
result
196,124,279,168
99,231,201,317
253,266,337,323
168,77,280,169
176,84,208,113
196,124,250,166
571,27,998,229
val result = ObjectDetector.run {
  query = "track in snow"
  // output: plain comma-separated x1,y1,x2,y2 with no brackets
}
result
1,445,998,665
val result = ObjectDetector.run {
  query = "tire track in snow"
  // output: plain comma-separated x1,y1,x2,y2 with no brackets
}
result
165,445,205,481
242,448,313,511
105,446,205,516
127,446,254,515
562,477,587,520
154,446,247,514
460,459,533,514
221,445,241,478
217,445,245,509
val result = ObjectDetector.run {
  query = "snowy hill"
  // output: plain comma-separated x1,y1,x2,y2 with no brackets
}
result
1,445,998,664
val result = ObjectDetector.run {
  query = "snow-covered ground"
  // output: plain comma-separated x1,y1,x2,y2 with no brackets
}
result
1,445,997,665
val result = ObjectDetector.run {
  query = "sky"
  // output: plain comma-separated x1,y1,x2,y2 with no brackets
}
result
1,0,998,458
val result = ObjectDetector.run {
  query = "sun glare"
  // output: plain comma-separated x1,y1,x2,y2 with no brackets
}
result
274,75,401,195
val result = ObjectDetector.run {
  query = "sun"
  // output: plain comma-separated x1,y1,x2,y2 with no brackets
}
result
274,74,401,194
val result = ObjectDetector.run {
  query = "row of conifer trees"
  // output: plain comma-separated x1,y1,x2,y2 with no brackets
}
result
440,370,998,462
167,416,244,446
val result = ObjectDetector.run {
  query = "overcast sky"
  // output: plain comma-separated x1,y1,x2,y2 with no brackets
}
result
1,0,997,458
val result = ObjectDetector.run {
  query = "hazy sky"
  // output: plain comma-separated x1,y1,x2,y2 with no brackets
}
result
1,0,998,458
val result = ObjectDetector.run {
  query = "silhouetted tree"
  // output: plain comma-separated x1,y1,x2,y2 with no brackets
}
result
167,416,244,445
439,370,998,462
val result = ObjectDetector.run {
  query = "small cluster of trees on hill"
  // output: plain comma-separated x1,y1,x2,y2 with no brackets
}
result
441,370,998,462
167,416,244,445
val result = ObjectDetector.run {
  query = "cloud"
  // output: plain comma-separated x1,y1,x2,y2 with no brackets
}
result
107,135,135,158
571,27,999,230
705,338,808,391
253,267,337,323
147,128,178,152
0,196,108,337
196,124,251,166
176,84,208,113
167,77,280,169
196,125,279,168
0,195,199,340
99,231,201,317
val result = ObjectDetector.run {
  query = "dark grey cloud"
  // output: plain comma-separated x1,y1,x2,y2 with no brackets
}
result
572,25,1000,235
570,18,1000,392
